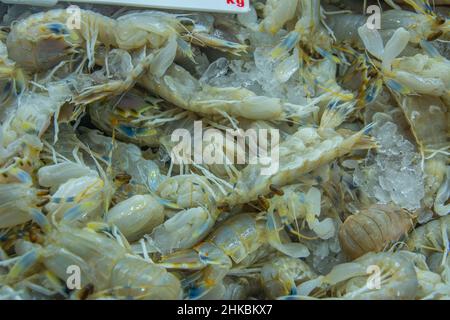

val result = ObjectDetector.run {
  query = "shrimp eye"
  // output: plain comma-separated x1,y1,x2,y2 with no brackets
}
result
46,23,69,35
78,284,95,300
427,30,443,42
435,15,446,26
1,80,12,95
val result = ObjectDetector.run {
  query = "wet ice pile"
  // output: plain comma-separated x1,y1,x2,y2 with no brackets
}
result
306,231,345,275
354,121,425,210
200,26,307,105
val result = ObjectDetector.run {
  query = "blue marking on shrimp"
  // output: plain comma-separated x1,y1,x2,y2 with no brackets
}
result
315,47,339,63
3,80,11,93
30,209,50,232
289,286,298,295
62,205,84,221
46,23,68,35
187,286,203,300
118,124,137,138
272,32,300,58
386,79,409,94
299,193,305,203
420,40,440,58
17,170,32,184
365,84,377,103
266,214,277,231
327,100,340,109
8,249,40,280
363,122,375,135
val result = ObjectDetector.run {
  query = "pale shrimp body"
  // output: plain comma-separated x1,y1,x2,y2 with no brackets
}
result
407,215,450,258
391,54,450,97
395,95,448,211
150,206,217,255
162,124,248,181
324,252,418,299
102,256,182,300
158,213,266,299
0,40,25,106
1,83,70,150
259,0,299,35
5,218,181,299
0,182,48,228
44,175,107,223
221,126,375,206
88,90,177,147
338,204,413,260
6,9,114,72
105,195,164,242
261,256,317,298
327,8,448,45
139,63,310,121
37,161,98,190
148,174,220,253
156,174,217,209
271,0,333,60
398,251,450,300
358,26,449,211
6,9,182,72
358,26,449,98
265,185,334,258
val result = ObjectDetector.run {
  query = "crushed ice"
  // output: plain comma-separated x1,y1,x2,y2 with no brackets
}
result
354,121,425,210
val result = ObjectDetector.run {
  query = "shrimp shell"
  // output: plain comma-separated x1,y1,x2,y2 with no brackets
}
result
261,256,317,298
395,95,448,209
407,215,450,257
222,126,375,206
338,204,413,260
105,195,164,242
326,251,418,299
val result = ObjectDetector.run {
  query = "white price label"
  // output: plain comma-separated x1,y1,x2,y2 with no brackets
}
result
1,0,250,13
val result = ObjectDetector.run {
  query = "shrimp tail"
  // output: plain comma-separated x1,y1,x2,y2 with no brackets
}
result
271,31,300,60
6,250,41,283
364,78,383,104
61,201,98,222
319,101,356,130
266,212,310,258
350,124,378,151
30,209,52,234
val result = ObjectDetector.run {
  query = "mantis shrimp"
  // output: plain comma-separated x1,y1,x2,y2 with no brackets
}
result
220,121,375,207
338,204,414,260
158,213,266,299
0,40,25,106
327,1,449,45
407,215,449,281
258,0,300,35
261,256,317,298
2,212,182,300
295,251,418,299
358,26,449,213
265,185,334,258
139,63,314,121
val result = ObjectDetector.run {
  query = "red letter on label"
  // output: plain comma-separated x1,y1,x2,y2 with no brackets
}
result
236,0,245,7
227,0,235,5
